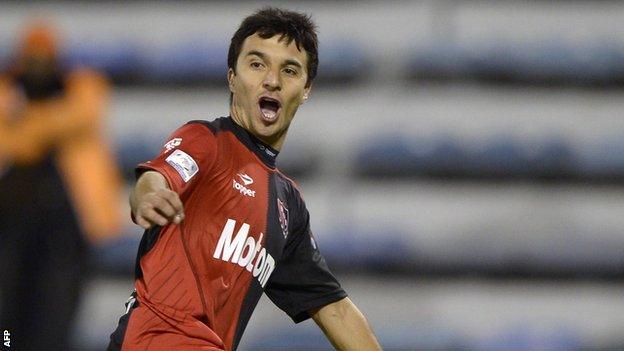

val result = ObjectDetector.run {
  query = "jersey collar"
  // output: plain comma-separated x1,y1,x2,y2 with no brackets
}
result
225,116,279,168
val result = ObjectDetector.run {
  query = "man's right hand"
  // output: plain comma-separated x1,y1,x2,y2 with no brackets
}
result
130,171,185,229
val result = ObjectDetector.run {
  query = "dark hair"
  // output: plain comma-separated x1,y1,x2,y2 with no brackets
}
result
228,7,318,87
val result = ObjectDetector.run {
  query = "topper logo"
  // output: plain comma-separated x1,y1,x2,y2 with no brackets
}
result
233,172,255,197
237,173,254,186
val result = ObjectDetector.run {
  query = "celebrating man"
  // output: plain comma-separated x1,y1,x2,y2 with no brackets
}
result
108,7,382,351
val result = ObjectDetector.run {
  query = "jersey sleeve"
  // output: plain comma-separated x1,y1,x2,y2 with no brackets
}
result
264,195,347,323
135,122,217,195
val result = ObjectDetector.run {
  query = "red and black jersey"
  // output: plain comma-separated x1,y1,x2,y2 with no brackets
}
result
108,117,346,351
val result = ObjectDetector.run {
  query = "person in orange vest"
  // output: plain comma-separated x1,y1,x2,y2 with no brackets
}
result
0,22,123,350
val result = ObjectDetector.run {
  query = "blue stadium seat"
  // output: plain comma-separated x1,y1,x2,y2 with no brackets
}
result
355,135,431,177
318,40,369,83
425,136,469,177
576,135,624,180
318,226,414,272
115,135,161,181
527,137,576,179
407,39,624,86
408,43,472,80
475,325,582,351
354,132,624,182
142,38,228,84
65,40,142,83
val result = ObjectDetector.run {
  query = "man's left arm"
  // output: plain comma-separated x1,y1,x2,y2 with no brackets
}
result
311,297,382,351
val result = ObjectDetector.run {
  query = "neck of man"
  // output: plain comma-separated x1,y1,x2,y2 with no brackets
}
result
230,104,287,151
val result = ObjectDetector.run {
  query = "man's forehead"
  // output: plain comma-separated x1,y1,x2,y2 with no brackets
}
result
241,33,308,64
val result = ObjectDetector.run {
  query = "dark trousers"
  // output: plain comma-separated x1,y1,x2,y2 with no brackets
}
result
0,157,87,351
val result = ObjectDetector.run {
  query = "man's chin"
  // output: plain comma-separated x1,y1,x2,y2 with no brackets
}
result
250,122,279,143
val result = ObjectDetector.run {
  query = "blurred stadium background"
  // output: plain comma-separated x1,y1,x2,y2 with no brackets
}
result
3,1,624,350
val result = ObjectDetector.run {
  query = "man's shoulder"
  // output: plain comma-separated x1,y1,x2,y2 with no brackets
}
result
276,170,299,192
276,170,306,206
163,118,225,153
185,116,231,136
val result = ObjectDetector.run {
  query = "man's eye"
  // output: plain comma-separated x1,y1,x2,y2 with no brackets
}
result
250,62,263,69
284,68,297,76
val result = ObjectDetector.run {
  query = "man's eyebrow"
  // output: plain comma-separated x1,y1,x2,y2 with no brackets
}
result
283,59,303,69
246,50,303,69
246,50,266,59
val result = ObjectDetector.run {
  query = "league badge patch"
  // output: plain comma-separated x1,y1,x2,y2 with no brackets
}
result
166,149,199,182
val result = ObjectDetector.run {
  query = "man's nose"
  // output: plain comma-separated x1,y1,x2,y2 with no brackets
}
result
263,70,281,91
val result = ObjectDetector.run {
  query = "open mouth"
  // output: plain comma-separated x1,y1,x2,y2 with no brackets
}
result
258,97,281,122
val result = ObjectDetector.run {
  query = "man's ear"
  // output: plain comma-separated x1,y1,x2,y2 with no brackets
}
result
227,68,236,93
301,84,312,104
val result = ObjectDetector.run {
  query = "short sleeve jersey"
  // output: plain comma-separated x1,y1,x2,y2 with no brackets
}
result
115,117,346,351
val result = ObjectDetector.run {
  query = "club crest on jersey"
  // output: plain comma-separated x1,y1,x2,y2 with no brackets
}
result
233,172,256,197
277,198,289,238
163,138,182,153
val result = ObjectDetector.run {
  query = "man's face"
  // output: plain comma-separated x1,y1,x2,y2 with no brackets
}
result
228,33,311,150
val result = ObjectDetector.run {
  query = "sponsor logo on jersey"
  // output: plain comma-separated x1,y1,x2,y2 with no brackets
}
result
277,198,289,238
166,149,198,182
233,173,256,197
213,219,275,287
164,138,182,152
237,173,254,186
